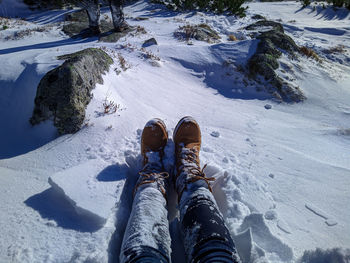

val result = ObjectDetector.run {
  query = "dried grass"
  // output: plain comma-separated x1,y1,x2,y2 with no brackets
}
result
228,34,237,41
299,46,321,62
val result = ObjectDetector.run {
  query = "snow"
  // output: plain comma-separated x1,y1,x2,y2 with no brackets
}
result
1,0,350,262
49,159,127,225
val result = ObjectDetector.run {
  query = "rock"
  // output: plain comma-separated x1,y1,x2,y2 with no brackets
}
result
210,131,220,138
98,27,134,43
247,20,306,102
257,38,282,58
258,30,299,54
65,9,89,23
265,104,272,110
174,23,221,43
246,20,284,33
252,14,266,20
30,48,113,134
142,37,158,47
134,17,149,21
249,53,279,77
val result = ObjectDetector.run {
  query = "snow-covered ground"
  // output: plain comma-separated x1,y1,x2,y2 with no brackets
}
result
0,1,349,262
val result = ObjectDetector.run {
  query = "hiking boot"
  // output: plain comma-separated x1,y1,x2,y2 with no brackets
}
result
134,119,169,199
90,26,101,35
114,21,130,33
141,118,168,165
173,116,214,201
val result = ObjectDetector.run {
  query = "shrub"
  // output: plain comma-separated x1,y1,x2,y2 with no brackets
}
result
174,23,221,43
228,34,237,41
152,0,247,17
299,46,321,62
326,0,350,8
324,44,346,54
23,0,66,10
22,0,103,10
103,98,119,114
302,0,311,7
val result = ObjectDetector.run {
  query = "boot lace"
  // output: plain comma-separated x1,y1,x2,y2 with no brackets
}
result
133,163,169,199
177,147,215,200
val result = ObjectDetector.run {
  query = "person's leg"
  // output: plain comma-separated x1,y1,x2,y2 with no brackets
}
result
71,0,101,35
174,117,240,263
109,0,129,32
85,0,101,35
120,119,171,263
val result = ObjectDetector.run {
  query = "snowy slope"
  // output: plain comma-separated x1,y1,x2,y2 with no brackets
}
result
0,1,350,262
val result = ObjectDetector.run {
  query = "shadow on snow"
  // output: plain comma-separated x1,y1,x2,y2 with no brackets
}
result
107,154,142,263
24,162,129,233
0,37,96,55
171,41,271,101
0,33,97,159
25,187,102,233
0,63,58,159
295,5,350,20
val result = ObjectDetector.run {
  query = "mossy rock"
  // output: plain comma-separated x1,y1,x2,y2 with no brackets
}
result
30,48,113,134
258,30,299,54
257,38,282,58
65,9,89,23
271,78,306,102
174,24,221,43
195,24,221,42
252,14,266,20
63,16,115,38
247,20,305,102
246,20,284,34
248,54,278,80
98,27,134,43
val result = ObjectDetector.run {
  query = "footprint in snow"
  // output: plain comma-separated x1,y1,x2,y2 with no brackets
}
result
305,203,338,226
202,147,214,153
277,219,292,234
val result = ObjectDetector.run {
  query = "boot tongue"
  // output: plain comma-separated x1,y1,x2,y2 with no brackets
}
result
143,151,163,172
179,147,200,170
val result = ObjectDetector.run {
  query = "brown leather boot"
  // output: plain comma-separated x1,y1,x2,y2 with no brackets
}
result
141,118,168,166
174,116,214,201
134,119,169,198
